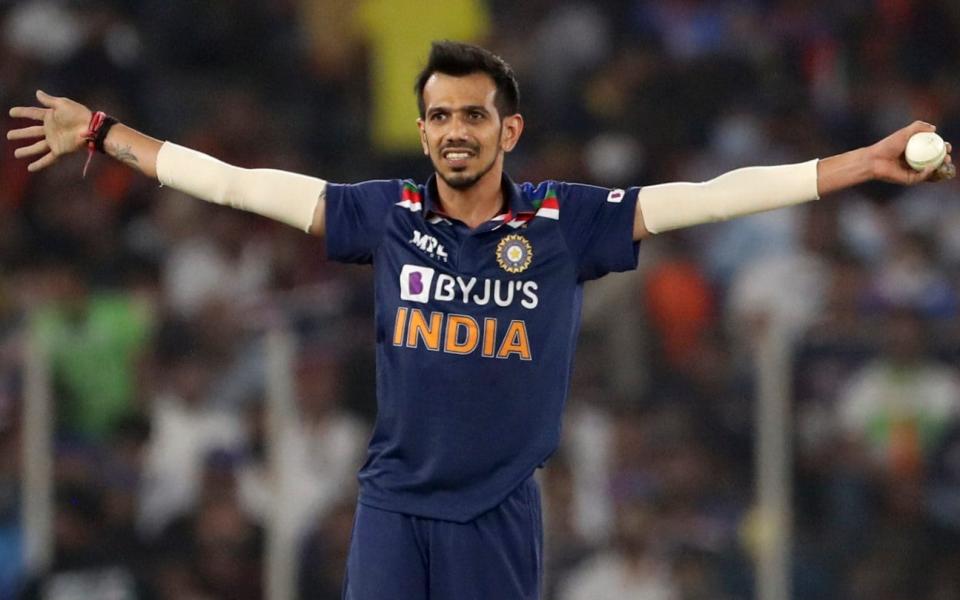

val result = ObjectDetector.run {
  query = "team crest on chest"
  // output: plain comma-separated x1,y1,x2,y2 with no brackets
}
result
496,234,533,274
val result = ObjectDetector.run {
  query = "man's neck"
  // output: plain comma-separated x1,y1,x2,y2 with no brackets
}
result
435,164,506,229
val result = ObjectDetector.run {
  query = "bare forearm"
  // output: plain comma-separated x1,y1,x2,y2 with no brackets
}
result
102,123,162,179
816,147,874,197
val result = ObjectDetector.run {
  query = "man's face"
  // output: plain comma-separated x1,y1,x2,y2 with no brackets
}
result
418,72,522,190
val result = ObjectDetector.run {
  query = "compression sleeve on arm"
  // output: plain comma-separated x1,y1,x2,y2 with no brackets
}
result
155,141,325,233
637,159,820,234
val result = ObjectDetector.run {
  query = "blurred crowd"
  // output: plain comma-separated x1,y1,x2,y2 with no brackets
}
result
2,0,960,598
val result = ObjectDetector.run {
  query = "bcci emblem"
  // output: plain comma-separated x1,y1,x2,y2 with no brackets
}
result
496,234,533,274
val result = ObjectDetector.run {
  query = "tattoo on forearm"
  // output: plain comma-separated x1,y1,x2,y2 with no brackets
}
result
106,142,139,166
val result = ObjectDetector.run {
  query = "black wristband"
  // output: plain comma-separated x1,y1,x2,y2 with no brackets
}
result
93,116,119,153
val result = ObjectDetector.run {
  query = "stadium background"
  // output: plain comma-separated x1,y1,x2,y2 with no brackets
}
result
1,0,960,598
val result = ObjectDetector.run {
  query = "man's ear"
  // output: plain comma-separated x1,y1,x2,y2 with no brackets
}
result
417,119,429,156
501,113,525,153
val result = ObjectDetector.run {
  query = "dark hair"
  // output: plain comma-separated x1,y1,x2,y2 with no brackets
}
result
415,40,520,119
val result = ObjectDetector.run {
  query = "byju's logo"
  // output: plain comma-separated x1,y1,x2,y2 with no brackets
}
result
410,230,448,262
399,265,435,303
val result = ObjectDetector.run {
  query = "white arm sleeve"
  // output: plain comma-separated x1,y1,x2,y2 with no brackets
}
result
638,159,820,234
156,141,325,233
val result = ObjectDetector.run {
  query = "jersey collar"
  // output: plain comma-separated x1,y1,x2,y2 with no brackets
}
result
423,173,535,230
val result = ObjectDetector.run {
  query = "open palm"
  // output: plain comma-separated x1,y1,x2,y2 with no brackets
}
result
7,90,92,172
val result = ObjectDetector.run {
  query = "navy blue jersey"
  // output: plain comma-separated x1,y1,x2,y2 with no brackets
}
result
325,175,639,522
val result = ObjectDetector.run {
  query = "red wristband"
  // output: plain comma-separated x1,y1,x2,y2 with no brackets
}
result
82,111,117,177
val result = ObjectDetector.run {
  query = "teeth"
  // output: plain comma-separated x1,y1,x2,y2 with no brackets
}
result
445,152,470,159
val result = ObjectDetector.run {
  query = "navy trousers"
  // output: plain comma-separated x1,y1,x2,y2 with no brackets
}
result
343,477,543,600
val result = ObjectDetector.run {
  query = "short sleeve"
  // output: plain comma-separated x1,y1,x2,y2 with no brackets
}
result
556,182,641,281
324,180,401,264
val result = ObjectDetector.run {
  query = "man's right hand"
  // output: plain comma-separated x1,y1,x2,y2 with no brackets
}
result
7,90,92,172
7,90,324,234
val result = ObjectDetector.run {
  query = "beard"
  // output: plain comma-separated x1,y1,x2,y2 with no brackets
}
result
437,152,499,190
432,129,502,190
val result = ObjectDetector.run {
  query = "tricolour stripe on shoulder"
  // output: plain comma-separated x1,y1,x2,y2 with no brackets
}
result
396,181,423,212
529,183,559,220
396,199,422,212
535,195,559,220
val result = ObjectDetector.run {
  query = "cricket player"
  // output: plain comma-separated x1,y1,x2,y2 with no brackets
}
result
7,41,954,600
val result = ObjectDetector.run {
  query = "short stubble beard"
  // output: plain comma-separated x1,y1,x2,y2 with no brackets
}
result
433,128,503,191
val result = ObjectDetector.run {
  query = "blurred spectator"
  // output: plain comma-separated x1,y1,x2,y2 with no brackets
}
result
926,423,960,533
541,455,595,600
525,2,612,132
0,426,22,600
838,309,960,480
643,244,715,371
296,0,360,78
162,208,273,319
154,456,264,600
100,416,153,575
18,484,152,599
726,203,838,352
297,500,355,600
138,322,246,537
866,231,958,319
31,259,154,441
557,498,678,600
239,351,366,549
793,253,875,417
825,308,960,556
3,1,85,67
561,391,616,546
190,493,263,600
792,253,876,549
840,502,949,600
672,546,729,600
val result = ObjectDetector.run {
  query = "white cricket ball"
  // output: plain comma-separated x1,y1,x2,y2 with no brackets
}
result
905,131,946,171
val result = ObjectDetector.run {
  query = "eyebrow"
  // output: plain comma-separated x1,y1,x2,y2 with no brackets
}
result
427,105,491,115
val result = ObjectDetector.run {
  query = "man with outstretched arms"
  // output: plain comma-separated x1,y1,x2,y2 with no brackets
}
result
8,41,954,600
